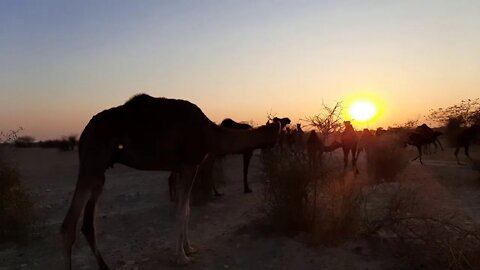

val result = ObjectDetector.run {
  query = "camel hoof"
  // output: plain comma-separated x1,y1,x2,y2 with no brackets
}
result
176,255,192,266
185,245,198,255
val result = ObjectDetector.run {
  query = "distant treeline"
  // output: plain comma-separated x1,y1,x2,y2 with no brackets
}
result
13,135,77,151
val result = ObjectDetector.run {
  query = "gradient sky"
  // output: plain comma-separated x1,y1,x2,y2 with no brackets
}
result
1,0,480,140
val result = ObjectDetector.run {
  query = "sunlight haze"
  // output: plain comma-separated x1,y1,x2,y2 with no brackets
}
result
1,1,480,140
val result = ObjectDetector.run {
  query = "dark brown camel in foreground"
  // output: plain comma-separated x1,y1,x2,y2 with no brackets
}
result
454,124,480,164
61,94,280,270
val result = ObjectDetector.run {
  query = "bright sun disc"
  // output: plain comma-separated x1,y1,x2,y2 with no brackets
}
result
348,101,377,122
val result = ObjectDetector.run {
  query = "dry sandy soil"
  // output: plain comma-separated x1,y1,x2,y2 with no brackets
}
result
1,143,479,270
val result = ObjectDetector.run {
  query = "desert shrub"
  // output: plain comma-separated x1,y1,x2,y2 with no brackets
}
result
444,117,464,147
362,184,480,270
260,146,368,244
0,131,36,242
261,148,313,232
312,171,365,245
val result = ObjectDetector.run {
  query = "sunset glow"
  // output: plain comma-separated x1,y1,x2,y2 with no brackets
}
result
1,2,480,140
348,101,377,122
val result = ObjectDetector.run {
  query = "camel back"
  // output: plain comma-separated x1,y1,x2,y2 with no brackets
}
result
78,94,218,168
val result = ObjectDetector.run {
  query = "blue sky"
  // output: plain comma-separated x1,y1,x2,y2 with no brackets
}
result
1,1,480,139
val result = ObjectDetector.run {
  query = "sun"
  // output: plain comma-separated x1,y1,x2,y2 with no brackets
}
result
348,100,377,122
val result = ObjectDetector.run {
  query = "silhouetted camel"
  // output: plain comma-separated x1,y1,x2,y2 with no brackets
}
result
273,117,291,129
168,118,256,201
415,124,443,153
341,121,358,170
218,118,254,194
405,132,431,165
454,124,480,164
406,124,444,164
271,117,291,149
295,123,306,150
355,128,374,160
61,94,280,269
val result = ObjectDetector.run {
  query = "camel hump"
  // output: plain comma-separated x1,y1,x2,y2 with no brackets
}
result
124,93,156,106
220,118,252,130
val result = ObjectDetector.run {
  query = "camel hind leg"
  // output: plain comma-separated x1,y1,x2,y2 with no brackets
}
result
61,173,105,270
175,165,201,265
455,147,461,164
81,174,108,270
242,151,253,193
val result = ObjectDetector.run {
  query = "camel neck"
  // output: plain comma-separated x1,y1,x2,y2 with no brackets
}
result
213,124,278,155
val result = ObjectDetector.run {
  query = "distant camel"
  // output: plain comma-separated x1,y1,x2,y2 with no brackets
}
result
415,124,443,153
168,118,256,201
271,117,291,149
61,94,280,269
273,117,291,129
355,128,374,160
341,121,358,170
454,124,480,164
295,123,305,150
406,124,444,164
218,118,255,194
405,132,431,165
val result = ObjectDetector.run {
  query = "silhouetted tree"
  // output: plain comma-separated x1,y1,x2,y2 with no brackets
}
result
428,98,480,127
302,101,343,137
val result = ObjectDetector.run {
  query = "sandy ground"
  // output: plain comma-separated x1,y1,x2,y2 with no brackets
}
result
0,143,479,270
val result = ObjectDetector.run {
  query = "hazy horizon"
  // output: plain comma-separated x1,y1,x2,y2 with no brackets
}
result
1,1,480,140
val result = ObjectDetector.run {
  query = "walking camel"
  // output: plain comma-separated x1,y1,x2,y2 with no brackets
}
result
454,124,480,164
415,124,443,154
61,94,280,270
406,124,443,164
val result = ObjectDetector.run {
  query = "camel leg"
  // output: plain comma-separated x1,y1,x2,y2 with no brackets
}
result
465,144,472,160
61,174,99,270
81,175,109,270
418,146,424,165
351,146,357,167
183,154,215,254
411,145,423,165
435,138,444,152
243,152,253,193
168,172,177,202
342,147,348,169
175,155,213,264
455,147,461,164
175,166,196,265
212,182,223,197
351,146,359,174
